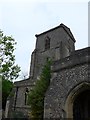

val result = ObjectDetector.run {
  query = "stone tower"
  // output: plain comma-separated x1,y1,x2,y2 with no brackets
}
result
30,23,75,82
6,23,90,119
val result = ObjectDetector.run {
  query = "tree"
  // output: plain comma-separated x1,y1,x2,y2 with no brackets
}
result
2,80,13,110
0,30,21,111
0,30,20,81
28,60,52,119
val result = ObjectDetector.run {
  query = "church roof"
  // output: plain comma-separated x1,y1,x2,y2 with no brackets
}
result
35,23,76,42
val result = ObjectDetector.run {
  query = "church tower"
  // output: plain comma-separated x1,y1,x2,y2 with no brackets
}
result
30,23,76,82
8,23,90,120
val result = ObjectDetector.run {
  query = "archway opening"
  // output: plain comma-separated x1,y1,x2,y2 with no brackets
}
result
73,90,90,120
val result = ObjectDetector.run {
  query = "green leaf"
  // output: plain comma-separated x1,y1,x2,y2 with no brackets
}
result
0,30,21,81
28,60,52,118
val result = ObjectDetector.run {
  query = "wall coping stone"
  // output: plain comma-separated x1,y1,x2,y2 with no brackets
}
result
52,47,90,72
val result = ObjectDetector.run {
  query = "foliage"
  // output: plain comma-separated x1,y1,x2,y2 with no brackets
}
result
0,30,21,81
28,60,52,119
0,30,20,111
2,79,13,110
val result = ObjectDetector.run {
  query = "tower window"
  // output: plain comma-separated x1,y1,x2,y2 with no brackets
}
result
45,36,50,50
25,88,29,105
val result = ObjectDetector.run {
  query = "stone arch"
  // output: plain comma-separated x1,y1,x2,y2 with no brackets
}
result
64,82,90,118
45,36,50,50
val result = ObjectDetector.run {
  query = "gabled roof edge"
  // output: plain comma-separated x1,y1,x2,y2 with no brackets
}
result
35,23,76,42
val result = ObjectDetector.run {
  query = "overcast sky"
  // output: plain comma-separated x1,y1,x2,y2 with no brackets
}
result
0,0,89,81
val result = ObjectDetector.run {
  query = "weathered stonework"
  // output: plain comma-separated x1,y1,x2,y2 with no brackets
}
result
7,23,90,119
44,47,90,118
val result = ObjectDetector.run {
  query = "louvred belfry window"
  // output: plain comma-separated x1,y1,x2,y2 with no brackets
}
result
45,36,50,50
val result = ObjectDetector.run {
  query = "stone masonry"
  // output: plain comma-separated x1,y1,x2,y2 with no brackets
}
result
44,47,90,118
7,23,90,119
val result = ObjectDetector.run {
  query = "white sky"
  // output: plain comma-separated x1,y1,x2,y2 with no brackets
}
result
0,0,89,81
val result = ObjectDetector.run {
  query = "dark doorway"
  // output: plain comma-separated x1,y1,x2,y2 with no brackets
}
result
73,90,90,120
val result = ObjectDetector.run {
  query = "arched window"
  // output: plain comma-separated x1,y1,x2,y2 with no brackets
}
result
25,88,29,105
14,87,18,110
45,36,50,50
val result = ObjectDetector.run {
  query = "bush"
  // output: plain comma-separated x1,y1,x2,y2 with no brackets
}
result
28,60,52,119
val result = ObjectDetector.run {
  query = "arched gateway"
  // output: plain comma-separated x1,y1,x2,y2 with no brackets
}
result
73,89,90,119
65,82,90,119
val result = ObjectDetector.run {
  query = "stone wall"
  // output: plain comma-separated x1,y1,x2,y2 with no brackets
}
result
44,47,90,118
7,78,33,118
